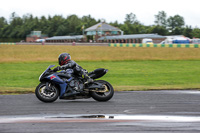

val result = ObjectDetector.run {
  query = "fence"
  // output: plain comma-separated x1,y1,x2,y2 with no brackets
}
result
109,43,200,48
0,42,16,45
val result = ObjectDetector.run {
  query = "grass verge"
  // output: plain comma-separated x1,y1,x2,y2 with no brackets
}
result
1,61,200,94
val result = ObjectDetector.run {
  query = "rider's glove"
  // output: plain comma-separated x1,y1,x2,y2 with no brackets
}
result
53,66,60,72
85,78,94,84
88,78,94,83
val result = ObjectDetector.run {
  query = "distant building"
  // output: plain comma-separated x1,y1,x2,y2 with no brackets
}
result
26,31,48,42
85,22,123,42
98,34,166,43
45,35,84,43
45,22,122,43
44,22,167,43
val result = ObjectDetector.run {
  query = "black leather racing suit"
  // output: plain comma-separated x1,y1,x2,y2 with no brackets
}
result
53,60,90,81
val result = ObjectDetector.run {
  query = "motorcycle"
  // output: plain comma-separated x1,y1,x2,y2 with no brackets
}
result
35,65,114,102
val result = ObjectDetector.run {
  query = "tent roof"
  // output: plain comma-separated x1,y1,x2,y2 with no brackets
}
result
85,22,121,32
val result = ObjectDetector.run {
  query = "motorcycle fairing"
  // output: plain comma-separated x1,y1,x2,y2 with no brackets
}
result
88,68,108,79
47,74,65,84
46,74,70,98
59,83,68,98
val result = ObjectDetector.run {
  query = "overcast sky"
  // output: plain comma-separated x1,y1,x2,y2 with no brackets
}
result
1,0,200,27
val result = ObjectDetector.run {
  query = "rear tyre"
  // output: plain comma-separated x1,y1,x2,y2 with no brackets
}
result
90,80,114,102
35,82,59,103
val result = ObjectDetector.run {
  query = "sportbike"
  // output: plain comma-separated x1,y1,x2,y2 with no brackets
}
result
35,65,114,102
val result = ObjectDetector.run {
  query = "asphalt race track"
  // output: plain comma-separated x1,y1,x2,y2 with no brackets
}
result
0,90,200,133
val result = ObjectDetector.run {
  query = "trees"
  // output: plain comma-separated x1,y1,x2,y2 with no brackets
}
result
153,11,191,36
154,11,167,27
183,25,193,38
121,12,143,34
124,12,139,25
147,25,168,35
0,17,7,29
0,12,199,42
81,15,97,28
154,11,186,35
0,17,8,40
167,15,185,31
191,28,200,38
66,15,82,35
47,15,66,36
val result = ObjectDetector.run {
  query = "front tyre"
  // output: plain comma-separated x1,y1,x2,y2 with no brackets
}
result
90,80,114,102
35,82,59,103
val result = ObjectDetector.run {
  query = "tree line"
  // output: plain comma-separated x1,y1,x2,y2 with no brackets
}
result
0,11,200,42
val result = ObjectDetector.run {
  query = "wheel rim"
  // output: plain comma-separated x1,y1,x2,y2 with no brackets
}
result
39,84,58,99
96,84,111,97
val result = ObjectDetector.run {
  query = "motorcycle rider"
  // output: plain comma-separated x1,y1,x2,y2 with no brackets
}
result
53,53,93,85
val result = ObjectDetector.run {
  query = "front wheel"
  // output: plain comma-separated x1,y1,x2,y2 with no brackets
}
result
35,82,59,103
90,80,114,102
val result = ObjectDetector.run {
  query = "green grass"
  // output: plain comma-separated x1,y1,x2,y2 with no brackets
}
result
1,60,200,94
2,45,200,62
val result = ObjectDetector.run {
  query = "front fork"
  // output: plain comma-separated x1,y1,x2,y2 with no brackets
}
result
45,82,54,92
45,82,50,88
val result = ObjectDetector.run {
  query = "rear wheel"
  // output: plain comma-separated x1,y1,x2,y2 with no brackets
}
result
35,82,59,103
90,80,114,102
